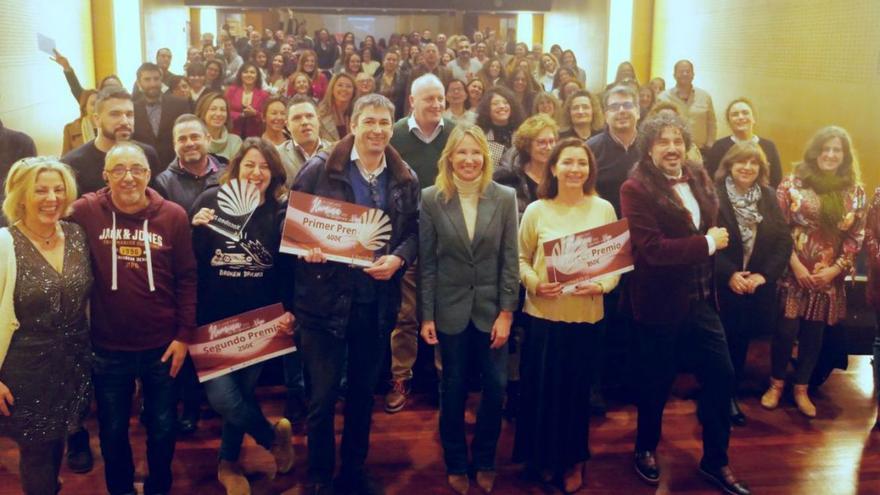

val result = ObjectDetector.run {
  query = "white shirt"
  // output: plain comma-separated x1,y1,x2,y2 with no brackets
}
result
407,114,444,144
351,146,387,183
665,172,716,255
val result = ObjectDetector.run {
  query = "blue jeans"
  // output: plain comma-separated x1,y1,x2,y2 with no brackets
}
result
300,302,386,484
93,346,177,495
204,363,275,461
437,322,508,474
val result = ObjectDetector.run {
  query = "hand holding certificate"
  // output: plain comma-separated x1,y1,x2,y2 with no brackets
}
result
280,191,393,267
544,218,634,294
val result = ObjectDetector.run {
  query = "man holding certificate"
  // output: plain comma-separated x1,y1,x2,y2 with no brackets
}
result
289,93,420,495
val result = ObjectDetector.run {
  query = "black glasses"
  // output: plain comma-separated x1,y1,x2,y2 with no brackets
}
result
107,165,149,179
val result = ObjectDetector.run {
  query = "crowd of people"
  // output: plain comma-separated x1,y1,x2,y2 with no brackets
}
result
0,22,876,495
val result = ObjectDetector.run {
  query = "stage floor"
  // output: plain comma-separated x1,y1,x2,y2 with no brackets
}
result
1,342,878,495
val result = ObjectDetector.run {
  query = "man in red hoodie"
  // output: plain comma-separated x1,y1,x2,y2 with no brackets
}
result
71,141,197,495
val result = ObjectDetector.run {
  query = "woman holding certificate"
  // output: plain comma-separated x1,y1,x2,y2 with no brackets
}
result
419,125,520,495
190,137,295,495
512,137,619,494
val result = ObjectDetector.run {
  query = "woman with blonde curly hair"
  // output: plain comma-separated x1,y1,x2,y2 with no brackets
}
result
0,157,93,495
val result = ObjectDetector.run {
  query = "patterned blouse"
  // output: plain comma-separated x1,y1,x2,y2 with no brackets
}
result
776,175,866,325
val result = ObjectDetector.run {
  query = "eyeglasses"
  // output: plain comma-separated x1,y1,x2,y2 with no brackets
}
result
606,101,636,112
534,138,556,149
107,165,149,179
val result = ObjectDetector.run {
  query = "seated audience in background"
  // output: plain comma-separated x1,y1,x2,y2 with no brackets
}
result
419,124,518,495
713,142,792,426
317,73,356,142
186,62,209,108
531,91,560,121
466,78,485,110
190,138,295,495
443,78,476,125
514,138,620,494
477,58,507,90
764,126,866,418
375,50,407,120
0,157,91,495
225,62,269,139
62,89,98,155
196,92,243,161
476,85,525,167
637,84,655,123
266,53,288,95
204,59,226,93
705,97,783,187
71,142,196,495
495,114,559,215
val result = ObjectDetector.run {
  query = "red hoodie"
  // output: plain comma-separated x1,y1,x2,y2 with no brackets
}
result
71,187,197,351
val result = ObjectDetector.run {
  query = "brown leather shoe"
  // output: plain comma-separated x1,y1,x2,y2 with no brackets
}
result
384,378,410,413
476,470,496,493
698,464,751,495
447,473,469,494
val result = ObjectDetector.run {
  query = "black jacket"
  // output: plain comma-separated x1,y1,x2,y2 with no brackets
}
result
133,93,192,168
715,182,792,313
153,154,228,215
286,135,420,338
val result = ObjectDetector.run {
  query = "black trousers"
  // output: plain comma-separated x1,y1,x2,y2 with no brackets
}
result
634,300,735,469
18,438,64,495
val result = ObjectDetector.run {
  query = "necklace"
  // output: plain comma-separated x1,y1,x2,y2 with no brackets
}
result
19,222,59,247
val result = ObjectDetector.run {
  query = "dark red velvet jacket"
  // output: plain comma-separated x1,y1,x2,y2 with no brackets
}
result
619,160,719,325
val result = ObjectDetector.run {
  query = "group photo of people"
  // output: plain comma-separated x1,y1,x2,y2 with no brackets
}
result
0,8,877,495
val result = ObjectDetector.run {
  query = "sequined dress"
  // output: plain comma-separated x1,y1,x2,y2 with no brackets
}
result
0,222,93,442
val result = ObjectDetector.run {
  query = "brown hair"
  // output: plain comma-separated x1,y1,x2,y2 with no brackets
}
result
714,142,769,186
537,138,598,198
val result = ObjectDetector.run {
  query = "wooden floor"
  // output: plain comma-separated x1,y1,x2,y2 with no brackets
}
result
2,341,879,495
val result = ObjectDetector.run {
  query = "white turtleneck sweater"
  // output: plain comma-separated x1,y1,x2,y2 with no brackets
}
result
453,174,481,241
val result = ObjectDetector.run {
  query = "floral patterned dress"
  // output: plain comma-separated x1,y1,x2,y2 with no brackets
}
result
776,176,866,325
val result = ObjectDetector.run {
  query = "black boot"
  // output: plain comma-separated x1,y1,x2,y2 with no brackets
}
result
729,397,746,426
504,380,520,421
66,428,93,473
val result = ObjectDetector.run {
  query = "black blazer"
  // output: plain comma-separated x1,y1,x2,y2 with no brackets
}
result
133,94,192,170
715,183,792,301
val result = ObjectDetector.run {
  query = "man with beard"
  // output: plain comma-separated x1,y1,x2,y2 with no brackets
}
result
153,114,226,213
620,113,750,495
132,63,192,168
63,87,161,195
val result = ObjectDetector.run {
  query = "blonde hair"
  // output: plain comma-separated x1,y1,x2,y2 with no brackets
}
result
435,125,494,202
3,157,78,224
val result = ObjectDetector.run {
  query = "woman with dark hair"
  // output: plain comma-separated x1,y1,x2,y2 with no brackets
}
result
713,142,792,426
225,62,269,138
560,50,586,84
466,78,485,110
341,51,363,78
250,48,270,81
507,68,538,114
316,73,356,142
294,49,329,101
62,89,97,154
204,59,226,93
443,78,476,125
551,67,576,97
419,125,519,495
261,96,288,146
375,50,407,120
360,46,380,77
495,114,559,215
558,90,603,141
196,92,242,160
314,28,339,71
763,126,866,418
266,53,287,96
190,138,295,494
514,138,619,493
476,85,525,167
167,75,191,101
333,43,357,75
478,58,507,89
705,97,783,187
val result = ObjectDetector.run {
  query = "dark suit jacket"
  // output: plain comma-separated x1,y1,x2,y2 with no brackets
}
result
715,183,792,316
620,163,718,325
419,182,520,334
133,94,191,169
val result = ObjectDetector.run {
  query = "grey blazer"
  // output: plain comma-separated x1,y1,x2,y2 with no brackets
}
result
419,181,520,335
